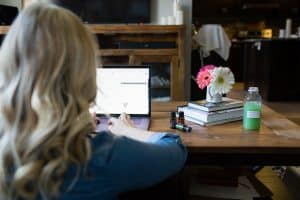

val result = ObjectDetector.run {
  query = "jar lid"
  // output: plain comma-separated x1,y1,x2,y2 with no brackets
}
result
248,87,259,92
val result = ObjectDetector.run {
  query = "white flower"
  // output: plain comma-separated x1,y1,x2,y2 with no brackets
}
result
210,67,235,94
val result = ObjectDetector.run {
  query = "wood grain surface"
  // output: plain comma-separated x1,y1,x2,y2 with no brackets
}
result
151,102,300,157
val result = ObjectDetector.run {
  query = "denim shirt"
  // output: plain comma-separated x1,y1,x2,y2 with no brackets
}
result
58,131,187,200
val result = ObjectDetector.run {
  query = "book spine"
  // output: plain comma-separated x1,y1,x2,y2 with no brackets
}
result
187,102,208,111
206,109,243,122
188,98,243,112
178,106,208,122
206,117,242,126
185,115,242,126
179,106,243,123
184,115,205,126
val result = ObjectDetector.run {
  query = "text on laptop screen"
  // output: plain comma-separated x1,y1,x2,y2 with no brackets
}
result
94,68,150,115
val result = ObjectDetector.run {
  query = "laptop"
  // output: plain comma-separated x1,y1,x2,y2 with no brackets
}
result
92,65,151,131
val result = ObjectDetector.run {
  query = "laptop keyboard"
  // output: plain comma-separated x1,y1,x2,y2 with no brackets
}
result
95,117,150,132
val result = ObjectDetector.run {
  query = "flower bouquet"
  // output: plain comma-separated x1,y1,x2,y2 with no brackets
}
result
196,65,235,103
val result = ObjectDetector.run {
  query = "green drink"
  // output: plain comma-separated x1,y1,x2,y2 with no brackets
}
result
243,87,262,131
243,102,261,130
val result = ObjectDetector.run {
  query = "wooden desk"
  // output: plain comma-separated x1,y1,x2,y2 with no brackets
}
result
121,101,298,200
151,101,300,166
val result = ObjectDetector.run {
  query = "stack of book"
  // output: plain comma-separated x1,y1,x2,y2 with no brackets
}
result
178,97,243,126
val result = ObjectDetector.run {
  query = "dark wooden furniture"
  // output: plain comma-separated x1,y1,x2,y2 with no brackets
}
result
0,25,186,100
228,41,244,82
243,39,300,101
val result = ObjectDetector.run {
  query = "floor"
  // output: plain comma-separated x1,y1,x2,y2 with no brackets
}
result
256,167,295,200
230,83,300,200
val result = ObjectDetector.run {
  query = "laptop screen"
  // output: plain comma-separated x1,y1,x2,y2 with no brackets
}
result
93,66,150,116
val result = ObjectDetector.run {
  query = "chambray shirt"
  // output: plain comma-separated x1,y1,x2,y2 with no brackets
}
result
59,131,187,200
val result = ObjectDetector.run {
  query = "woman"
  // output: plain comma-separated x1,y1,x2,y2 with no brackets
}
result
0,2,187,200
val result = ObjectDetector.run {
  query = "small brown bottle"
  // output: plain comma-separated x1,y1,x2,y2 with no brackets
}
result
178,111,185,125
170,112,177,129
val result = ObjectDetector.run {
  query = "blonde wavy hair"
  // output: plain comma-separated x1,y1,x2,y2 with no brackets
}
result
0,2,98,200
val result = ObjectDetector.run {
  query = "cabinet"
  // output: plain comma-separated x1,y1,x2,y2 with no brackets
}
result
243,40,270,99
243,39,300,101
0,24,186,100
228,42,244,82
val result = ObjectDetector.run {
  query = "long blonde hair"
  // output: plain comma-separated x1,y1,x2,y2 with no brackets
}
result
0,3,98,199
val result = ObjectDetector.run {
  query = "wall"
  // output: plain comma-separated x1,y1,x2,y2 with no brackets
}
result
151,0,192,99
2,0,179,25
0,0,21,10
181,0,192,99
151,0,174,24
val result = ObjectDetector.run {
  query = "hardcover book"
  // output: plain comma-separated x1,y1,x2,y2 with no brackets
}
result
188,97,243,112
178,106,243,123
185,115,242,127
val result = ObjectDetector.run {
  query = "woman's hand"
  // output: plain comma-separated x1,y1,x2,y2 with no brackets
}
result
108,113,156,142
87,111,101,138
90,111,101,126
118,113,135,128
108,113,135,136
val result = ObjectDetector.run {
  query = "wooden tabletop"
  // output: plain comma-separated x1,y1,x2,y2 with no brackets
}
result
151,102,300,165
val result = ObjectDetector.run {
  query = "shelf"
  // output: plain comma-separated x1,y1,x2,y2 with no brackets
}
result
0,26,9,35
88,24,184,34
98,49,178,56
0,24,184,35
151,86,170,89
0,24,186,100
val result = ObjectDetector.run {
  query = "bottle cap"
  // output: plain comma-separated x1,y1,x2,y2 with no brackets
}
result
248,87,259,92
170,111,176,118
184,125,192,132
178,111,184,117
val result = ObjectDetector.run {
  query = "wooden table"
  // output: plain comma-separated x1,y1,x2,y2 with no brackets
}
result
121,101,300,199
151,101,300,166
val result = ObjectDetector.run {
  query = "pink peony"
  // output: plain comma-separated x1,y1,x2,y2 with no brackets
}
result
196,65,216,89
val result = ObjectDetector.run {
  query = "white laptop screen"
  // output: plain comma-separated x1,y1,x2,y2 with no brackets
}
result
93,67,150,116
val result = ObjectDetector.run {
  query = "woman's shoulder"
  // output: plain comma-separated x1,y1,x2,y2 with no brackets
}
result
90,131,116,149
89,131,117,166
88,131,137,168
